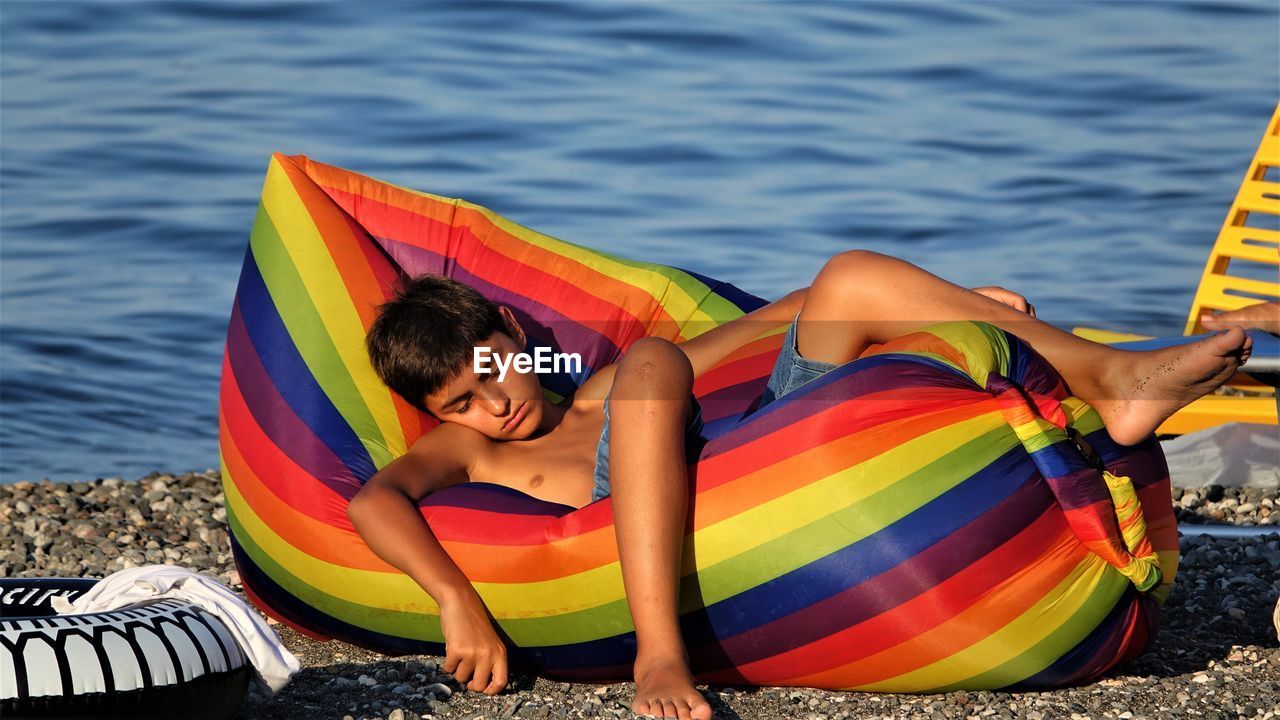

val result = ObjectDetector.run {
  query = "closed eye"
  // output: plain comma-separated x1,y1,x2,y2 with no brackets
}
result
455,372,497,413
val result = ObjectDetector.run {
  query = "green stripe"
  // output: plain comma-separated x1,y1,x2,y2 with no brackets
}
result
487,424,1024,646
227,496,443,641
230,494,637,646
691,425,1017,607
227,423,1019,649
933,569,1128,691
250,203,394,470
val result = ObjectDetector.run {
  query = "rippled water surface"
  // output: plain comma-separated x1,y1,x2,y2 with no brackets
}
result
1,1,1277,482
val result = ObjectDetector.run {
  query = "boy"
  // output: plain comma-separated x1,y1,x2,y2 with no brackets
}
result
348,249,1252,720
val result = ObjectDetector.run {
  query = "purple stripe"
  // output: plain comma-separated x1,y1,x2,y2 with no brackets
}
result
690,467,1057,673
695,378,770,427
703,360,980,458
423,482,574,517
376,236,624,369
226,300,354,497
1092,432,1169,491
1043,466,1113,511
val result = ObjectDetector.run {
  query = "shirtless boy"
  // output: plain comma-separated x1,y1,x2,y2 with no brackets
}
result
348,249,1253,720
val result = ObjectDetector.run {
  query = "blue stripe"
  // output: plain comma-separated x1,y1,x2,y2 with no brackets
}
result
688,442,1037,641
235,243,376,482
676,266,768,316
1027,439,1092,480
1011,588,1147,689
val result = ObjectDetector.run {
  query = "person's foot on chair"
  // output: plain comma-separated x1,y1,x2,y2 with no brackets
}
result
1092,327,1253,446
1201,302,1280,335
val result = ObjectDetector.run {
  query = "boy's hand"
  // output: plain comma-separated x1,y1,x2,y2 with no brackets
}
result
439,594,509,695
972,286,1036,318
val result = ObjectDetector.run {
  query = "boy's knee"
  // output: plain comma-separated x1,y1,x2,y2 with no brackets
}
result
619,338,693,387
823,249,891,278
810,250,885,305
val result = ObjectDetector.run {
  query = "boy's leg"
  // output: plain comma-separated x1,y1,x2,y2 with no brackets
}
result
608,338,711,720
795,250,1251,445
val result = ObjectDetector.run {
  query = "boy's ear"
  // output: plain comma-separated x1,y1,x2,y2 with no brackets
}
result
498,306,526,347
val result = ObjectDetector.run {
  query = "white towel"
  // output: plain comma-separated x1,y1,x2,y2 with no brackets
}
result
52,564,301,695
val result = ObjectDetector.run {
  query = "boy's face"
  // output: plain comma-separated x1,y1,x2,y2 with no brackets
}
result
423,309,545,440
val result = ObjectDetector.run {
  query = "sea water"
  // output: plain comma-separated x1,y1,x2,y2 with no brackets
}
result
1,1,1276,482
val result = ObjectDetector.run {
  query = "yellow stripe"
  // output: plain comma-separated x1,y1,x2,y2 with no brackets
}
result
926,322,1010,385
1059,396,1106,434
227,406,1009,627
261,160,406,456
224,466,432,609
1010,416,1066,454
855,553,1122,691
689,411,1010,602
383,180,714,329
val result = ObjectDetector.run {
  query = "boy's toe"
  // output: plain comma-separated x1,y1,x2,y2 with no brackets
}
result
689,694,713,720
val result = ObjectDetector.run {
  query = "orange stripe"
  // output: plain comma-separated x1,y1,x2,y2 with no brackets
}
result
326,182,663,351
291,154,695,348
275,156,432,452
725,509,1082,686
799,526,1085,688
220,350,351,523
861,331,972,371
694,336,784,397
221,407,394,571
691,390,995,531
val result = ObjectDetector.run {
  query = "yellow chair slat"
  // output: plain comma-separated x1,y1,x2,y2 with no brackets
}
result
1260,133,1280,165
1196,274,1280,311
1185,101,1280,335
1071,327,1152,344
1217,226,1280,264
1155,394,1278,436
1238,180,1280,214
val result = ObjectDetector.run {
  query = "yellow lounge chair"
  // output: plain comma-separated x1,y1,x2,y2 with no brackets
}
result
1073,101,1280,435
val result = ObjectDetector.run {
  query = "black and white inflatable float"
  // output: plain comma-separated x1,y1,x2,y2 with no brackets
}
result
1,577,251,719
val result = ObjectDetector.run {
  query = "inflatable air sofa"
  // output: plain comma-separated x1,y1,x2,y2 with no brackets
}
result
218,154,1179,691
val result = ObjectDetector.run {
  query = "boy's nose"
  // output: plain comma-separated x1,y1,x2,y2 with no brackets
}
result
482,390,509,415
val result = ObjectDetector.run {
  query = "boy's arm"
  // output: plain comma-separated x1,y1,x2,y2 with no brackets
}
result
346,425,508,695
676,287,809,377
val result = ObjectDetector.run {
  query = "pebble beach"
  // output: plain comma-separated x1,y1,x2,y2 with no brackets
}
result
3,471,1278,720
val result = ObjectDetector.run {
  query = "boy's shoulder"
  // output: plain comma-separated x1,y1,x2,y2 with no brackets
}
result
405,421,494,485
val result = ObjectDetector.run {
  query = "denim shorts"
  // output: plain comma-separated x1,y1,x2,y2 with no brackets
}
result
756,311,839,411
591,391,706,503
589,313,833,503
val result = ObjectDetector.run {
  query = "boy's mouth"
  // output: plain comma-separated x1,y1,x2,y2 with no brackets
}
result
502,402,528,431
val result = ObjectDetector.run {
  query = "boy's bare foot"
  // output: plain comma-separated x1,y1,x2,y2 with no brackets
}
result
632,654,712,720
1093,327,1252,446
1201,302,1280,334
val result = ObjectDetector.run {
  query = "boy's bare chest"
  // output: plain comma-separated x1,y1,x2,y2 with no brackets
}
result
476,401,605,508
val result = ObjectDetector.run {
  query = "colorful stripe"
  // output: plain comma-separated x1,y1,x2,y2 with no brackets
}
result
218,153,1178,690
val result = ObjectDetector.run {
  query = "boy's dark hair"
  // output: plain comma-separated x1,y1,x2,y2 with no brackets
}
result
366,274,507,414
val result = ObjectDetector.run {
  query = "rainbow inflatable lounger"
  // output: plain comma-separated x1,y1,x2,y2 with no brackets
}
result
219,153,1179,692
